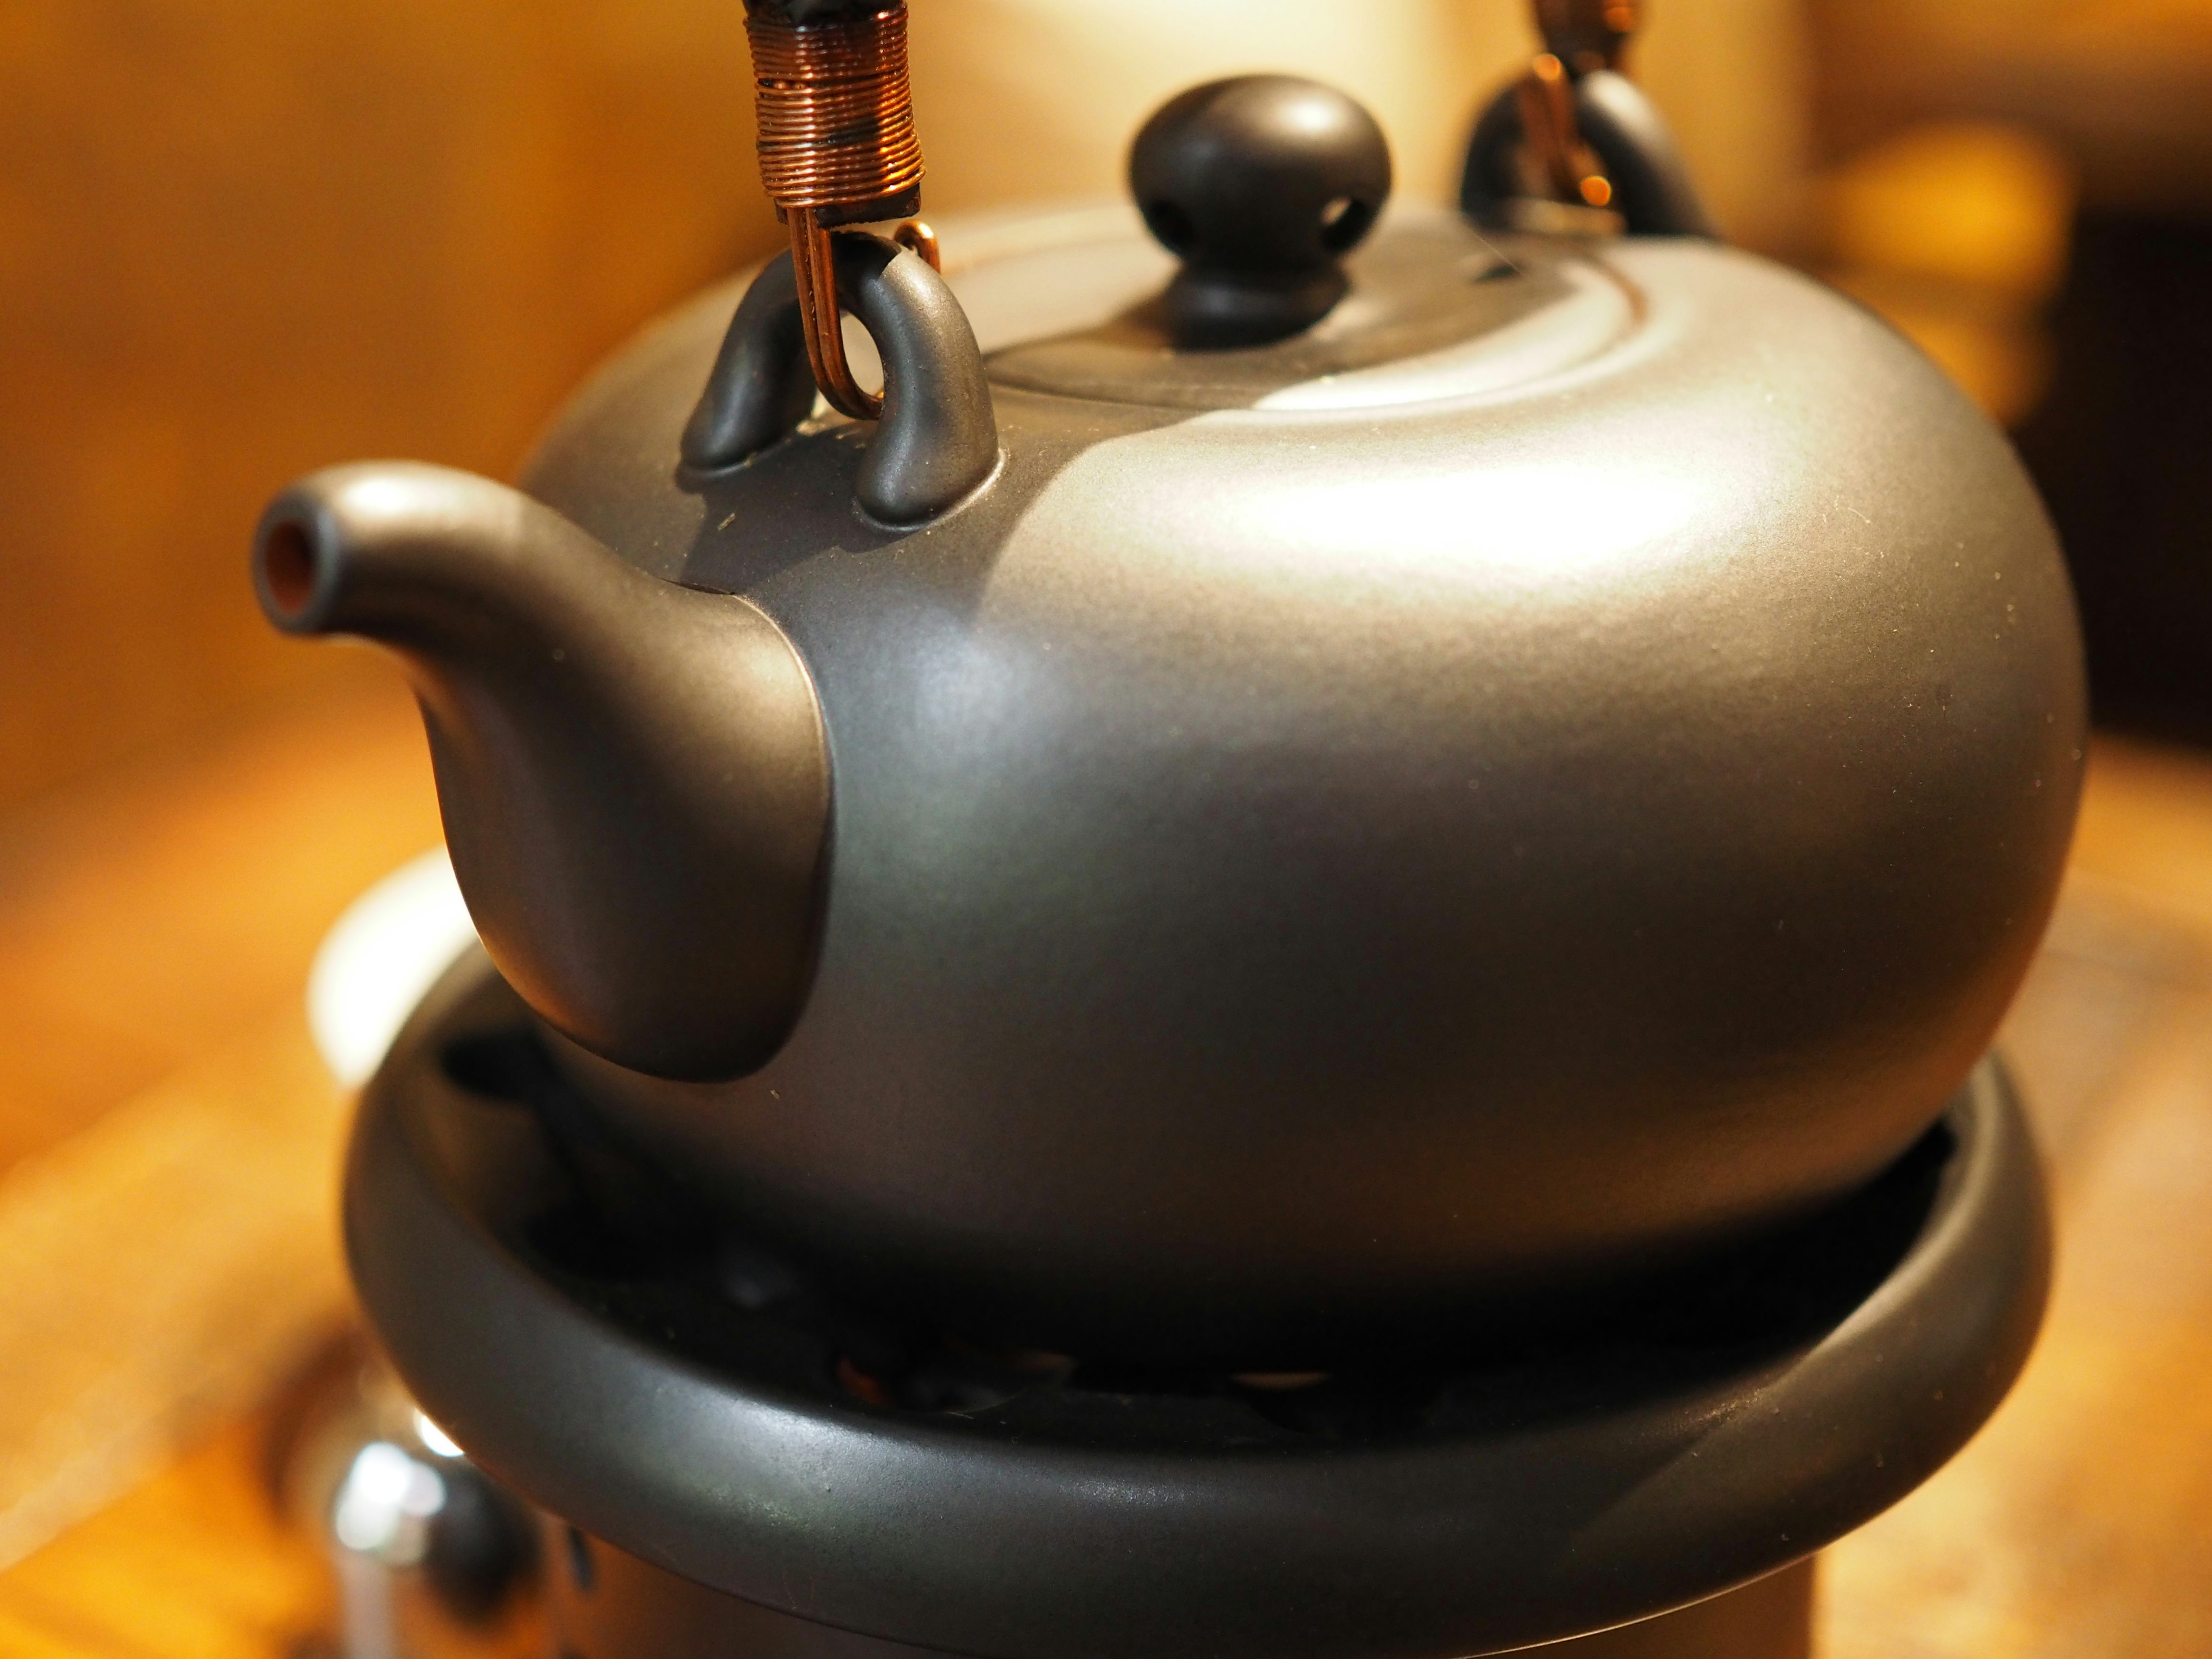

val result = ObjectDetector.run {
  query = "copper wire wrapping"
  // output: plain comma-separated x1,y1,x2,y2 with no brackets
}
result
1511,0,1642,214
747,3,924,213
1516,52,1614,209
744,2,930,420
786,209,876,419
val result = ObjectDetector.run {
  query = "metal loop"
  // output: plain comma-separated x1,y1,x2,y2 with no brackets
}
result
683,234,999,524
746,1,938,422
1514,52,1615,211
893,219,942,271
1463,0,1713,238
789,214,946,423
1461,69,1717,238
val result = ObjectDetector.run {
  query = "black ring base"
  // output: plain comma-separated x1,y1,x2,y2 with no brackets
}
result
349,951,2048,1659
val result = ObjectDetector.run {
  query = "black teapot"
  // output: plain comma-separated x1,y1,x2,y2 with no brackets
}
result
256,42,2082,1365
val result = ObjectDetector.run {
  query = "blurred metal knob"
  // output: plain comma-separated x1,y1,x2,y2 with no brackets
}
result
282,1346,544,1659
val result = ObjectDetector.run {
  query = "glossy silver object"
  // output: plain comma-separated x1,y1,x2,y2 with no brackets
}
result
256,77,2085,1365
283,1351,544,1659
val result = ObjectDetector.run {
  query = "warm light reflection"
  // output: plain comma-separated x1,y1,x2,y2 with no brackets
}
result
414,1411,465,1460
332,1441,447,1565
1244,457,1710,585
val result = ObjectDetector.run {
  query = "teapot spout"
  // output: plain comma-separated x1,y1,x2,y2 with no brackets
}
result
253,462,832,1082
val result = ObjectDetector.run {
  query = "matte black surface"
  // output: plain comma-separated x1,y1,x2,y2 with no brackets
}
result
683,234,1002,524
351,950,2049,1659
544,1526,1816,1659
985,214,1615,410
253,465,832,1082
679,252,819,474
1128,77,1393,347
1461,69,1716,238
264,192,2084,1364
527,213,2084,1364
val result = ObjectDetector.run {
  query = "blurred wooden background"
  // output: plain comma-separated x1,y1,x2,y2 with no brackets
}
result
0,1,779,812
0,0,1828,820
1804,0,2212,737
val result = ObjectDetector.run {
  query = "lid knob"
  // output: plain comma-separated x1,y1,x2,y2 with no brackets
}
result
1130,76,1393,349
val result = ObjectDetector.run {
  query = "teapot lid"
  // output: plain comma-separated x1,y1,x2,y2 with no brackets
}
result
659,69,1727,527
964,73,1639,416
968,208,1635,415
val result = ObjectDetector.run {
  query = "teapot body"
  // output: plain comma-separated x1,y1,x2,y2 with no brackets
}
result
513,209,2082,1361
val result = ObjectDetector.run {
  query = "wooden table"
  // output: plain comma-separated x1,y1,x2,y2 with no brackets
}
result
2,669,2210,1657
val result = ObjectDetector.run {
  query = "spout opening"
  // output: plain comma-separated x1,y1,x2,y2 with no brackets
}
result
253,507,333,632
260,520,316,613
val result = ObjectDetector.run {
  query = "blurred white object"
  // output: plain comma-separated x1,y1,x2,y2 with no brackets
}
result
308,848,479,1088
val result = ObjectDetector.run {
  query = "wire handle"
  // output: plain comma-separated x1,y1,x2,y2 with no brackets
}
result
1461,0,1714,237
744,1,941,420
1514,0,1645,213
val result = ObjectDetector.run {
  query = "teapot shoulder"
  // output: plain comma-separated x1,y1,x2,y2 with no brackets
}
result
516,213,2086,885
518,217,2061,654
